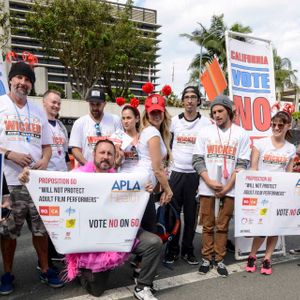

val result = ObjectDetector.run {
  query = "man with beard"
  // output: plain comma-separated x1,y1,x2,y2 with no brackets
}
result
69,88,122,166
19,139,162,299
0,62,63,295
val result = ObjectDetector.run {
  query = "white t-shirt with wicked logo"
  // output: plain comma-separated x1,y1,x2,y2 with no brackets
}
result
254,137,296,172
120,142,139,173
69,113,122,162
47,120,68,171
193,123,250,197
171,113,212,173
0,94,52,185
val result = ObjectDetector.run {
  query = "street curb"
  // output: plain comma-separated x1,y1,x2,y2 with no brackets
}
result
64,254,300,300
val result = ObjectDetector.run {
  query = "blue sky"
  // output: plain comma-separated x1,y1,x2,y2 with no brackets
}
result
118,0,300,97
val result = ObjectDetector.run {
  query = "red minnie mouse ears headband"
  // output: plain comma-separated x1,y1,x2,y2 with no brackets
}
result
142,82,172,113
271,101,295,116
116,97,140,109
142,82,172,97
6,51,38,66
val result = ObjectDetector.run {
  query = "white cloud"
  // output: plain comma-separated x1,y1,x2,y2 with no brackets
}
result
120,0,300,96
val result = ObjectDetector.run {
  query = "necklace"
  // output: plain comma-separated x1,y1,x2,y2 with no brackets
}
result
216,124,232,179
12,101,31,143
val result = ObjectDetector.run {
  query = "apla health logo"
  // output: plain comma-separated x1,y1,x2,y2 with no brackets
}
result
112,180,141,191
295,179,300,196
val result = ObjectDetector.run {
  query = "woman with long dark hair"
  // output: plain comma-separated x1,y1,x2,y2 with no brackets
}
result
118,104,140,173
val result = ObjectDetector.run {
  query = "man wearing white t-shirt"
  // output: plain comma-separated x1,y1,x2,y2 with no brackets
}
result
192,95,250,277
69,88,122,165
42,89,69,267
0,62,63,295
43,89,69,172
165,86,211,265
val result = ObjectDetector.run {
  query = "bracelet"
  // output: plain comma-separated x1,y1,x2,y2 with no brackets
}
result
4,150,11,160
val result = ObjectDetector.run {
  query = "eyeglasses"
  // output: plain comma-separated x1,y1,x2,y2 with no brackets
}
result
271,122,285,130
95,123,102,136
183,95,198,100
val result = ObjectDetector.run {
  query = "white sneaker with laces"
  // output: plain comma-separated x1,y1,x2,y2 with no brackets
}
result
134,286,158,300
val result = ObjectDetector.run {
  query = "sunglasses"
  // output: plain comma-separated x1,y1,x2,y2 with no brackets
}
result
271,122,285,130
183,95,198,100
95,123,102,136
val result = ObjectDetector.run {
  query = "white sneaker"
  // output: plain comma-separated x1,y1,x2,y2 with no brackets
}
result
289,248,300,255
134,286,158,300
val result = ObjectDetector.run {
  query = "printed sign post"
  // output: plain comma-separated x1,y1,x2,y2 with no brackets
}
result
225,31,276,144
26,170,150,254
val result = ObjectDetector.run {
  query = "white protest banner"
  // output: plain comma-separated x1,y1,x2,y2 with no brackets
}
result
225,31,276,145
0,50,8,96
26,170,150,253
235,170,300,237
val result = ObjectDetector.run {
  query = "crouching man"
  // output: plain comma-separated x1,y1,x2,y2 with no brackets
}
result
20,139,162,299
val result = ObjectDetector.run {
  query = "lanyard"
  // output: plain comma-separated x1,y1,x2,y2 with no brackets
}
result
216,125,232,179
12,101,31,143
48,120,64,156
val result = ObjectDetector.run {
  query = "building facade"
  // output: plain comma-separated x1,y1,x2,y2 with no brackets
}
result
4,0,161,98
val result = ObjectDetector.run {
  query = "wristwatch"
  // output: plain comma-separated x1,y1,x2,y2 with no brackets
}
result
4,150,11,160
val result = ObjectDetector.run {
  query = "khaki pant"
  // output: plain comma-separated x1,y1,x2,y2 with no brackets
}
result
200,196,234,262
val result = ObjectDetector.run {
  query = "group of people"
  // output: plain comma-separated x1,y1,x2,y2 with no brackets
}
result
0,61,297,300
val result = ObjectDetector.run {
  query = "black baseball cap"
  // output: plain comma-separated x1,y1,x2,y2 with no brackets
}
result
86,88,105,102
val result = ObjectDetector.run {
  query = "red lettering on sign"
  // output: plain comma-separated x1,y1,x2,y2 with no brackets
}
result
253,97,271,131
234,95,252,130
234,95,271,132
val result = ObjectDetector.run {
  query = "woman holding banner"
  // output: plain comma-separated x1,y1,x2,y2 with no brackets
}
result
135,84,173,233
245,111,296,275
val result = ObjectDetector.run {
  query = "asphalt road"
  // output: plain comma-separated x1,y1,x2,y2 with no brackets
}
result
2,226,300,300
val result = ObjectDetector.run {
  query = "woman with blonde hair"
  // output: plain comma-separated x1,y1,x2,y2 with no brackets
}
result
134,91,173,233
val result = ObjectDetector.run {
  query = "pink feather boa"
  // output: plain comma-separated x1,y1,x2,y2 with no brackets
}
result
64,243,138,281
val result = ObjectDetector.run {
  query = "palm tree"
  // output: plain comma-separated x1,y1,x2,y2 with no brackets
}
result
0,2,10,51
180,14,252,84
273,48,297,96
